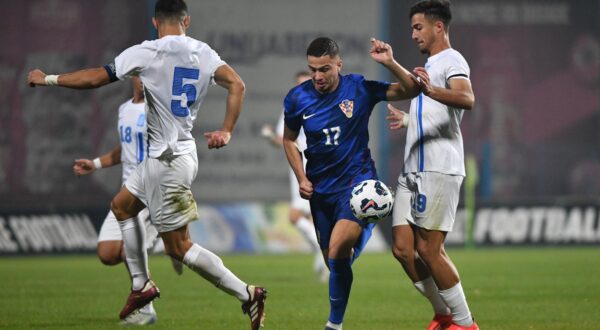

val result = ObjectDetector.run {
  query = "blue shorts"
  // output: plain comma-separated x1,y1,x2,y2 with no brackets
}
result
309,187,376,261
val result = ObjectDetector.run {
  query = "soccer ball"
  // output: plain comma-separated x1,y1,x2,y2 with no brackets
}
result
349,179,394,222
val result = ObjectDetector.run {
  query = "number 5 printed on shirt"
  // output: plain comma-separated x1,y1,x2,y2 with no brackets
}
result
171,67,200,117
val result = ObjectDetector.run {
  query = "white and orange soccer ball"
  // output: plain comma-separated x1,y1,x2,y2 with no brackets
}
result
349,179,394,222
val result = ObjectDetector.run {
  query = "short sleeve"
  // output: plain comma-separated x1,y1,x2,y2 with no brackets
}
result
114,44,153,80
364,79,390,103
446,54,470,81
204,46,227,86
283,92,301,133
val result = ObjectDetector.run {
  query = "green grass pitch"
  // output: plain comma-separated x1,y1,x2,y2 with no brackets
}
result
1,247,599,329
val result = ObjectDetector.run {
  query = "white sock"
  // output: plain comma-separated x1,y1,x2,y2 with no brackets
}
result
139,301,155,314
414,276,450,315
439,282,473,326
183,243,249,302
295,217,320,252
325,320,343,329
118,217,149,290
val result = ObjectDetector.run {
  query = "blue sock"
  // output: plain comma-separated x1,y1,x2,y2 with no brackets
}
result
328,258,353,325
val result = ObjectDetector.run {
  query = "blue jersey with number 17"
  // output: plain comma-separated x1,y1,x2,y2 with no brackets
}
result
284,74,390,194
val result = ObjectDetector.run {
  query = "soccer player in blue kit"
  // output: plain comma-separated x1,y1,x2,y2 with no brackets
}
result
282,37,422,330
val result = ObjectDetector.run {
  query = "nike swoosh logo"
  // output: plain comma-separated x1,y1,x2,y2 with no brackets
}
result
303,113,317,120
329,296,342,302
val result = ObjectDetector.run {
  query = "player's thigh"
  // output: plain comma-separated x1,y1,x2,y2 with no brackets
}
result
329,219,362,259
407,172,463,232
146,153,199,233
309,194,335,251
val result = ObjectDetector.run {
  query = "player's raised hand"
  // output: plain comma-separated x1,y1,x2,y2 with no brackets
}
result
412,67,433,95
203,130,231,149
299,178,313,200
27,69,47,87
73,159,95,176
369,38,394,65
386,104,409,130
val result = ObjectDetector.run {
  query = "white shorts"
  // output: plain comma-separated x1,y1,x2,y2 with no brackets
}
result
289,168,311,214
97,208,159,250
392,172,463,232
125,152,199,233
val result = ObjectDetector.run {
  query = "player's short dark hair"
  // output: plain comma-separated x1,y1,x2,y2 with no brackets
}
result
410,0,452,29
306,37,340,58
155,0,188,21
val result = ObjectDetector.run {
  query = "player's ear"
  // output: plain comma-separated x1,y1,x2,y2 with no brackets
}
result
435,20,444,34
182,16,190,29
337,58,343,72
152,17,158,30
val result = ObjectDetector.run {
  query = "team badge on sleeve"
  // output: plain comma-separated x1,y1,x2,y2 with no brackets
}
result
339,99,354,118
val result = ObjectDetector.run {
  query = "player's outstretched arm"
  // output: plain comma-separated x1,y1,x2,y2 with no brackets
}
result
369,38,421,101
28,67,112,89
413,67,475,110
283,125,313,200
73,145,122,177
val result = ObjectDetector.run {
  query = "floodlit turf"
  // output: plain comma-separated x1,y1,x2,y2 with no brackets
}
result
1,247,600,329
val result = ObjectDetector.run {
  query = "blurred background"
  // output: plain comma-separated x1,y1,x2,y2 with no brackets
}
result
1,0,600,255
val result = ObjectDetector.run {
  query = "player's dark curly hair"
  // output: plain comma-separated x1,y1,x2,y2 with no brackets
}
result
410,0,452,30
306,37,340,58
155,0,188,21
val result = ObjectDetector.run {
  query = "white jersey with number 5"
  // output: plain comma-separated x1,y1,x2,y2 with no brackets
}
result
403,48,470,176
113,35,226,158
118,100,147,184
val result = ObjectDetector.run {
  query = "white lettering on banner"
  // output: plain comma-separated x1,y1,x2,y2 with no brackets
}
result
473,206,600,244
9,216,31,251
545,208,566,243
0,218,18,252
529,208,545,243
6,214,97,253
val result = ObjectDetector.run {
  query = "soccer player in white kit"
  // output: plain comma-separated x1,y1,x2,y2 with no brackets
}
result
261,71,329,282
386,1,478,329
72,76,163,325
27,1,267,328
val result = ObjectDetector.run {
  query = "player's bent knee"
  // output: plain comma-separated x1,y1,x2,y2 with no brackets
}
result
392,243,414,265
97,249,122,266
415,241,442,263
110,200,127,220
163,239,192,261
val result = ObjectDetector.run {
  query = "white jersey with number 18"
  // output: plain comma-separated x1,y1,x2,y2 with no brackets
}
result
118,99,147,184
113,35,226,158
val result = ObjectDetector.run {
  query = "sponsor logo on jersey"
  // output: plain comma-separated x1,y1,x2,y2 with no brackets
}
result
339,99,353,118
